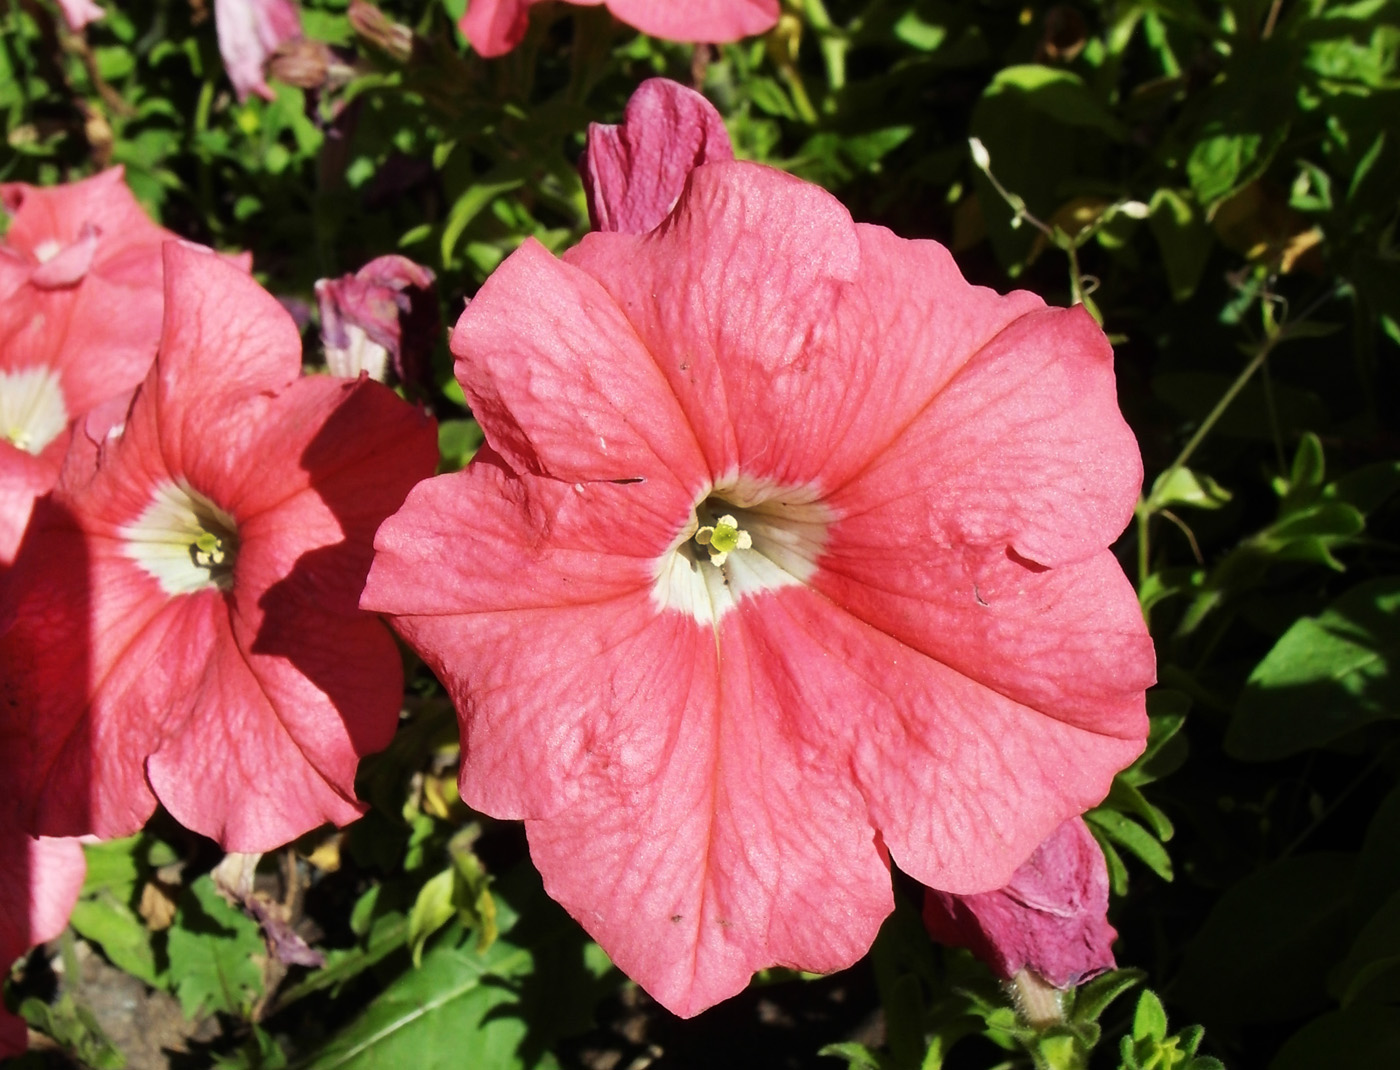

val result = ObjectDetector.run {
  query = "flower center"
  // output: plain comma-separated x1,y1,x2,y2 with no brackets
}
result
0,366,68,455
653,475,834,624
122,481,240,595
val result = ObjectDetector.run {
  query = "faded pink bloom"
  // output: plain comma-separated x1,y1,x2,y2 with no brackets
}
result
0,801,85,1059
362,160,1154,1015
0,167,176,301
923,817,1118,989
581,78,734,234
315,255,438,386
0,244,438,851
461,0,779,59
52,0,105,31
0,169,189,567
215,0,304,101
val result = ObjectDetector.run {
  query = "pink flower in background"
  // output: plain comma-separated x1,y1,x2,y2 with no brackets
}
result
581,77,734,234
363,156,1154,1015
0,804,85,1059
0,167,176,301
215,0,303,101
0,244,438,851
51,0,104,31
315,254,439,387
461,0,779,59
0,169,190,567
923,817,1118,989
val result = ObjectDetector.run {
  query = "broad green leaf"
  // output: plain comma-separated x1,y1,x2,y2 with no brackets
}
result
298,869,611,1070
1228,578,1400,759
983,65,1126,139
1147,188,1213,302
1327,888,1400,1006
1355,784,1400,928
69,893,166,987
165,875,266,1019
1270,1006,1400,1069
1176,854,1354,1024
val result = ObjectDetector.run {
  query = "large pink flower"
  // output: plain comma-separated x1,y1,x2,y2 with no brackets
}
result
923,817,1118,989
461,0,779,59
0,169,191,567
362,159,1154,1015
0,244,438,851
0,801,84,1059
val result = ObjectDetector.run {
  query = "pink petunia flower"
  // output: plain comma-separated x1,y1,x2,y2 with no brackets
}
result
315,254,439,387
461,0,779,59
51,0,105,31
923,817,1118,990
0,803,85,1059
580,77,734,235
214,0,304,101
361,156,1155,1015
0,169,191,567
0,244,438,851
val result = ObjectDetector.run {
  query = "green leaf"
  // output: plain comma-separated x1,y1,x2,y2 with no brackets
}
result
437,418,484,473
297,868,611,1070
440,175,526,268
1068,967,1143,1025
407,869,457,967
1175,854,1354,1024
19,994,126,1069
1228,578,1400,759
1355,784,1400,928
165,875,266,1020
1148,466,1233,512
1132,990,1168,1042
818,1041,886,1069
983,66,1127,139
1085,809,1173,882
1147,188,1214,302
69,892,166,987
1270,1006,1400,1069
1328,888,1400,1006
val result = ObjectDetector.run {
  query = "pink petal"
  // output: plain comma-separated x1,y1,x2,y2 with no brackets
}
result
28,223,100,288
581,78,734,235
0,436,65,571
459,0,777,56
458,0,539,58
0,805,85,1059
565,161,863,482
826,302,1144,569
450,239,708,487
923,817,1117,988
215,0,303,101
605,0,778,43
54,0,105,30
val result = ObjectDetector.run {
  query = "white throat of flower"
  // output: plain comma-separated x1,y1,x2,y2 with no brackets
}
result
123,480,240,595
0,365,68,455
653,473,833,624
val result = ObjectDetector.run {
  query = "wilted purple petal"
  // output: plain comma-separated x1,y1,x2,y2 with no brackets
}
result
581,77,734,234
316,254,438,386
922,818,1117,989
